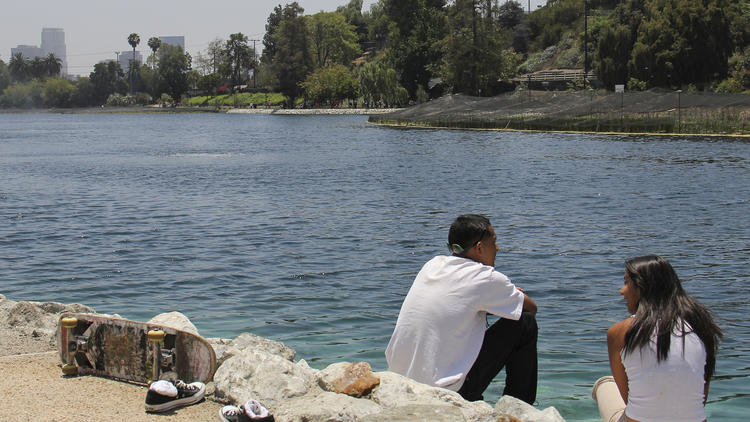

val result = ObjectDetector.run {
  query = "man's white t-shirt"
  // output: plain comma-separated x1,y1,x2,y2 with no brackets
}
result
385,255,524,391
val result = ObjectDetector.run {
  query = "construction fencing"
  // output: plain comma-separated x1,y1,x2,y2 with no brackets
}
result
370,90,750,135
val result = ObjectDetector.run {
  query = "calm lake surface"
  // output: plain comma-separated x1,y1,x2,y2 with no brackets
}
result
1,113,748,420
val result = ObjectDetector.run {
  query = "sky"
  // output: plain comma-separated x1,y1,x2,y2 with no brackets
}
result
2,0,546,77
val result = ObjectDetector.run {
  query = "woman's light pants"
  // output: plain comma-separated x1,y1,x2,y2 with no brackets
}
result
592,376,627,422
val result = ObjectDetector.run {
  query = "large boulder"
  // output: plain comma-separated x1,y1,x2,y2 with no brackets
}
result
0,294,95,355
208,332,297,367
213,346,316,407
494,396,566,422
148,311,198,334
370,371,495,422
272,391,383,422
360,404,466,422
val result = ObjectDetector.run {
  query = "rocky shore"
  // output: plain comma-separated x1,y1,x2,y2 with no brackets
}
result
1,107,399,115
0,294,565,422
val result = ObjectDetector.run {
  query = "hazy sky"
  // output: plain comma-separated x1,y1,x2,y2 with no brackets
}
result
2,0,545,76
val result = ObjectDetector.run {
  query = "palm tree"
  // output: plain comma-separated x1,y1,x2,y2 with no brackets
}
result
29,57,47,79
127,33,141,94
44,53,62,77
8,52,29,82
147,37,161,70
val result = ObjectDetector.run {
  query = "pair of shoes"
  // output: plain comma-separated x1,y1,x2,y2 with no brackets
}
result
219,399,274,422
145,378,206,412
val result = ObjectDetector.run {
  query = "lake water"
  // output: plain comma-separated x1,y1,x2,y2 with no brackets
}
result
1,113,748,420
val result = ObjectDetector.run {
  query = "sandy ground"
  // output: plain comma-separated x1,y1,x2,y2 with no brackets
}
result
0,335,224,422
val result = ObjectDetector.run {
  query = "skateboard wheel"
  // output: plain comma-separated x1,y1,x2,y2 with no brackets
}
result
61,363,77,376
61,317,78,328
148,329,165,341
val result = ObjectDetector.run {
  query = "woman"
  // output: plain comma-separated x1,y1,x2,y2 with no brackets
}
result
592,255,722,422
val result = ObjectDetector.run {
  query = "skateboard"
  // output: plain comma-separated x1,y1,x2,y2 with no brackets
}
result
56,313,217,385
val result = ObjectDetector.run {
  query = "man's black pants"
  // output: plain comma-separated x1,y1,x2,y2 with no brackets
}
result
457,311,538,404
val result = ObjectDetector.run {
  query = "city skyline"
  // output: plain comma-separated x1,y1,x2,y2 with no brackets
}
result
1,1,380,77
2,0,546,77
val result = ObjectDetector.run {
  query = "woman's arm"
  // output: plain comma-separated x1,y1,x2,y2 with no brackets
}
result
607,318,632,404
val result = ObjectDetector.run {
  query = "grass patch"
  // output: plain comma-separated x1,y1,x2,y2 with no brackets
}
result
186,92,287,107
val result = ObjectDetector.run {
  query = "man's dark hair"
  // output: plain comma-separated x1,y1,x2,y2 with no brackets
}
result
448,214,492,256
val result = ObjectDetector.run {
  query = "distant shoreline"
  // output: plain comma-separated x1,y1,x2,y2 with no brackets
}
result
0,106,400,115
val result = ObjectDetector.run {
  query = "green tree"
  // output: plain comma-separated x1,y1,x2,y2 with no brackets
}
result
29,57,48,79
308,12,362,68
365,0,391,50
194,38,225,75
628,0,739,87
595,23,632,89
262,4,285,65
336,0,370,50
44,54,62,77
138,63,159,99
274,3,314,106
71,77,96,107
9,53,30,82
90,61,127,105
147,37,162,69
440,0,510,96
42,77,74,107
358,60,407,107
158,44,191,103
526,0,583,50
0,80,43,108
301,64,358,104
127,33,141,94
221,33,254,95
383,0,448,98
497,1,524,29
0,59,9,92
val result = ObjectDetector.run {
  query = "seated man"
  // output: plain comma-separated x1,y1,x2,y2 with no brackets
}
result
385,214,538,403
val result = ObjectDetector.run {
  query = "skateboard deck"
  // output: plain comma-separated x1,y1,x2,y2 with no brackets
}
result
56,313,216,385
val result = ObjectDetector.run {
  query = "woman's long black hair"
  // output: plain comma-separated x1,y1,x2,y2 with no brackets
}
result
623,255,723,379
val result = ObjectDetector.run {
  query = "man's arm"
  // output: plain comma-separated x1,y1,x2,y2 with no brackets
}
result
522,294,537,315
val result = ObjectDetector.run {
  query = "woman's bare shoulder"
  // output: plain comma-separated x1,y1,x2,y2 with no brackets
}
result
607,317,633,343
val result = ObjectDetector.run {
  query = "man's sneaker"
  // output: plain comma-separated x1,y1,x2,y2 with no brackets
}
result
145,379,206,412
219,399,274,422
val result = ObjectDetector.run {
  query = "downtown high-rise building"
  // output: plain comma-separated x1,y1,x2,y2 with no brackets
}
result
10,27,67,75
159,36,185,50
41,28,67,75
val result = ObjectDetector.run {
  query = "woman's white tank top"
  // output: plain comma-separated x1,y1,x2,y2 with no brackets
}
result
622,323,707,422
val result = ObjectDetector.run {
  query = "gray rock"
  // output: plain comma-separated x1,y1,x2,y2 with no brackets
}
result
318,362,380,397
147,311,198,334
213,346,315,407
0,297,96,353
209,332,296,368
272,391,382,422
370,371,495,422
360,404,466,422
494,396,565,422
0,294,567,422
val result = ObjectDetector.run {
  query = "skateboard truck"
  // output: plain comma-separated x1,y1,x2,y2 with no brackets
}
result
148,329,166,381
60,317,79,376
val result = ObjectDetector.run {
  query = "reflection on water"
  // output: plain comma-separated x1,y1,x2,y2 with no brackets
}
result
1,113,748,420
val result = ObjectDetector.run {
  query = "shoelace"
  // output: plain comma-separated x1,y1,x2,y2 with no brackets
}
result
174,380,199,395
222,406,245,418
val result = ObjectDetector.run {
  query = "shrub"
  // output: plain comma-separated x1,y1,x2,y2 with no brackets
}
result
43,78,75,107
626,78,646,91
135,92,152,105
106,93,136,106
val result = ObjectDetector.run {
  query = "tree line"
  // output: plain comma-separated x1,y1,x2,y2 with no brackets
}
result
1,0,748,108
